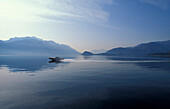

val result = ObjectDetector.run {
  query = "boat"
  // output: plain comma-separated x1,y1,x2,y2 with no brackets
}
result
48,57,64,62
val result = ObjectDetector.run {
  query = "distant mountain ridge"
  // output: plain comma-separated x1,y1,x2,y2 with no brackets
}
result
81,51,93,56
91,49,107,54
106,40,170,56
81,40,170,57
0,36,79,56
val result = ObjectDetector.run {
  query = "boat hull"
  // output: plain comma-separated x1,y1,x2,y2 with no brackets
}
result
48,57,64,62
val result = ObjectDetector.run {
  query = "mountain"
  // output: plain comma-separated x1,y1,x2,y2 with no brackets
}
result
105,40,170,56
81,51,93,56
91,49,107,54
0,36,79,56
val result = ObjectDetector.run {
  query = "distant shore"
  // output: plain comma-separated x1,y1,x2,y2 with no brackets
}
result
149,52,170,58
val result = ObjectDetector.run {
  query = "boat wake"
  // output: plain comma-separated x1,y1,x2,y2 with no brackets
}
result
63,59,170,63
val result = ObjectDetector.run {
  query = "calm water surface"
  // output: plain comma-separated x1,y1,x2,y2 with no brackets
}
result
0,55,170,109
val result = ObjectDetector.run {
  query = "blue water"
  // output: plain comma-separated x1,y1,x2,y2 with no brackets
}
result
0,55,170,109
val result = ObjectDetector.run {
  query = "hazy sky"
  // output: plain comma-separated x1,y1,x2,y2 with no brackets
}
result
0,0,170,52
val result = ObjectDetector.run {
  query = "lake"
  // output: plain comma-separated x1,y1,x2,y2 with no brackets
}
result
0,55,170,109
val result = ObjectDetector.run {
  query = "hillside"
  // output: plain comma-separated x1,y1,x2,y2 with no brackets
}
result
81,51,93,56
0,37,79,56
105,40,170,56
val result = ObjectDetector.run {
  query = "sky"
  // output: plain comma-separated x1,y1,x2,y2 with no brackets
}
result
0,0,170,52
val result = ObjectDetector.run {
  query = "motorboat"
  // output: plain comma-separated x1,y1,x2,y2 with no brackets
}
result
48,57,64,62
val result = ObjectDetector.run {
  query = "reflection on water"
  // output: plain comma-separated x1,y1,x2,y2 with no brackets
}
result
0,56,70,73
135,62,170,71
1,55,170,109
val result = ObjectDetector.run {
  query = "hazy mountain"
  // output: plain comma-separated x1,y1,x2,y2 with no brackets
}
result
106,40,170,56
91,49,107,54
0,36,79,56
81,51,93,56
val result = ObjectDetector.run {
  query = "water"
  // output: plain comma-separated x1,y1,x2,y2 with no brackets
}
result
0,55,170,109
